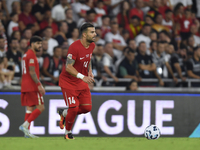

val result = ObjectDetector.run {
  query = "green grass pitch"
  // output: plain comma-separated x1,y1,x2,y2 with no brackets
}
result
0,137,199,150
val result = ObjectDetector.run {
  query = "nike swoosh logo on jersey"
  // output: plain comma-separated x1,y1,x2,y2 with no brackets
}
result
80,57,84,60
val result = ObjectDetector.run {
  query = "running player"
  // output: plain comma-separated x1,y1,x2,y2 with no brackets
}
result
58,23,96,139
19,36,45,138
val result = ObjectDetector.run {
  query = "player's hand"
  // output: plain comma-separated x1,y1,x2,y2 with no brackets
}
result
88,70,94,79
82,76,95,84
38,85,45,96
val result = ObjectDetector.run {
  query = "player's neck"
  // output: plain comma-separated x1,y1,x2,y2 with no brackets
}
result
30,48,36,54
80,39,90,49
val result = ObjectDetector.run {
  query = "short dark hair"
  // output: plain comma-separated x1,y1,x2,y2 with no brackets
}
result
165,9,172,14
10,37,18,43
53,46,61,53
10,12,17,18
127,49,135,54
80,22,94,33
102,15,109,20
65,8,72,14
86,9,96,15
143,23,151,28
150,40,157,46
30,36,42,45
96,43,103,47
139,41,146,46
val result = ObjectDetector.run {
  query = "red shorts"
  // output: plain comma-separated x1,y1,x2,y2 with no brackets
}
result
21,91,44,107
61,87,91,107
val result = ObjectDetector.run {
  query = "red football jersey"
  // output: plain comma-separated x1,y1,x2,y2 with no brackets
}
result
59,40,95,90
179,17,193,32
21,49,40,92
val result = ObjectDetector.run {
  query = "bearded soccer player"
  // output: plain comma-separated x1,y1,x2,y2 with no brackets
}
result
19,36,45,138
58,23,96,139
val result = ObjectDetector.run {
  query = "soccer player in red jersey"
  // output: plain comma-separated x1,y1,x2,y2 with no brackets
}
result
19,36,45,138
58,23,96,139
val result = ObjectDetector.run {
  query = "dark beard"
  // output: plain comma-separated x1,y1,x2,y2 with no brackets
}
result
87,38,94,44
35,48,40,52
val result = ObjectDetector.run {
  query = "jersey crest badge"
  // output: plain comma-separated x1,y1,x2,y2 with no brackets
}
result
67,54,72,59
30,59,34,64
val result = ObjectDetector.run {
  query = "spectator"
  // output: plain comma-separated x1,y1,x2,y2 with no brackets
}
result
72,0,90,22
11,30,21,42
117,0,132,28
121,29,130,43
170,0,193,9
11,1,21,15
94,0,106,26
173,2,184,22
55,21,68,45
101,42,118,85
77,9,98,28
0,36,5,57
40,10,58,36
135,24,151,49
159,0,172,18
91,44,104,78
61,47,68,64
130,0,144,21
186,46,200,86
144,15,154,26
147,0,161,20
36,48,44,72
43,27,59,56
95,26,105,46
52,0,69,22
128,39,137,52
187,35,196,58
152,42,177,83
149,40,157,54
7,12,19,38
126,79,138,91
19,38,28,54
179,8,193,42
117,48,141,82
22,28,32,45
152,13,170,32
104,22,127,59
0,58,15,89
125,16,144,39
190,24,200,46
101,15,111,39
18,1,40,34
162,9,173,31
0,21,7,51
150,31,158,41
6,38,22,77
42,46,63,85
136,41,164,86
67,27,79,46
32,0,50,22
41,39,50,59
168,44,187,85
65,8,77,38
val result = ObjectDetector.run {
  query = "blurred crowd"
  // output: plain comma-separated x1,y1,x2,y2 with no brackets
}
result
0,0,200,90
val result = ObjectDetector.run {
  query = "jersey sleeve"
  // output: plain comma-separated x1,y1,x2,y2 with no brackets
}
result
28,55,36,67
67,44,78,60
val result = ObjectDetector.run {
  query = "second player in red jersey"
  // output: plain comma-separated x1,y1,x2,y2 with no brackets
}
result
58,23,96,140
19,36,45,138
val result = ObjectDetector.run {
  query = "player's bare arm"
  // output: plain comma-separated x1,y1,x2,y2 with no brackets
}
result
88,60,94,79
66,58,95,83
29,66,45,95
